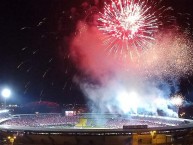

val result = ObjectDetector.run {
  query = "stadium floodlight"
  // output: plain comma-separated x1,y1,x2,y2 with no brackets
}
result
1,88,11,109
1,88,11,98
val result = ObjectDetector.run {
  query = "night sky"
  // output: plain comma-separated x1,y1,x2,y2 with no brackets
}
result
0,0,193,105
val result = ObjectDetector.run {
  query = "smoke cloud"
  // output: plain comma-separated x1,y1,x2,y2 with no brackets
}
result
70,21,193,117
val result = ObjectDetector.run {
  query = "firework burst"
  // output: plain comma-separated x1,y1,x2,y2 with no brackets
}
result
97,0,174,58
170,94,184,107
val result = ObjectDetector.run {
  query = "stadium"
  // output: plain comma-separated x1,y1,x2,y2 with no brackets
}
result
0,109,193,145
1,0,193,144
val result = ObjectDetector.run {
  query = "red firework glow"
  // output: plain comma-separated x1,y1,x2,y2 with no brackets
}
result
70,0,193,81
70,22,193,80
98,0,174,55
69,0,193,117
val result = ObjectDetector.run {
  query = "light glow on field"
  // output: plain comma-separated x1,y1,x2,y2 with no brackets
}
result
117,91,139,113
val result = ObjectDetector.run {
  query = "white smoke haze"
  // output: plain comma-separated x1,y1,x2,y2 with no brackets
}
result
78,73,178,117
70,21,193,117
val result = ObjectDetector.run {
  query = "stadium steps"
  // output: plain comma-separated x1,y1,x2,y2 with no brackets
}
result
24,135,51,145
104,136,132,145
23,135,35,144
75,136,105,145
50,135,76,145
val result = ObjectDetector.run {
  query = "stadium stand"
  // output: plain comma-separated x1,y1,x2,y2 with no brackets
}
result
0,113,193,145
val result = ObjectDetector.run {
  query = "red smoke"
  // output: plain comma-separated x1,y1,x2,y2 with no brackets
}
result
70,21,125,83
70,21,193,82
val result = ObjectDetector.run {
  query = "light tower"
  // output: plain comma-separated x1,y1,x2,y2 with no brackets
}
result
1,88,11,109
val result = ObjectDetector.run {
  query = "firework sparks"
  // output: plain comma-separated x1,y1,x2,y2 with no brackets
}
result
138,31,193,79
170,94,184,107
97,0,173,56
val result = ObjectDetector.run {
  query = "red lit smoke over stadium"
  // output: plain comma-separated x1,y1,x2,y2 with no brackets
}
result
69,0,193,116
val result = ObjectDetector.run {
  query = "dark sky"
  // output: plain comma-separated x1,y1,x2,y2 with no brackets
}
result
0,0,193,105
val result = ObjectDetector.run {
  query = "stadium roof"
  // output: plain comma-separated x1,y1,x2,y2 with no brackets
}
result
24,101,59,107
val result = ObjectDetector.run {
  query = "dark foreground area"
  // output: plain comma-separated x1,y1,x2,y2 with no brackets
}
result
0,126,193,145
1,133,193,145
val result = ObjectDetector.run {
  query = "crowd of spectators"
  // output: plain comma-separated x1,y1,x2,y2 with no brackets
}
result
3,114,79,127
104,118,183,128
0,113,189,128
0,109,11,121
131,115,187,126
84,114,188,128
